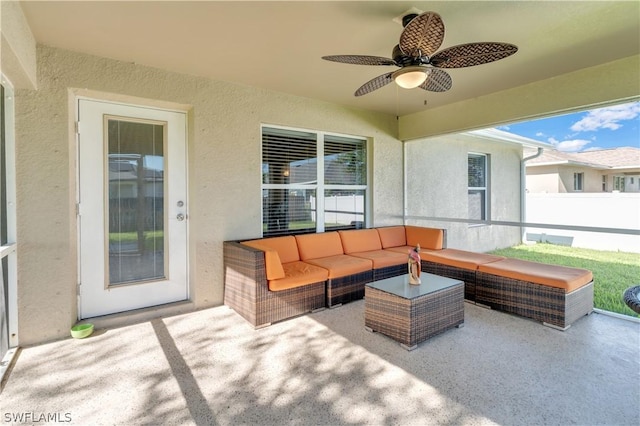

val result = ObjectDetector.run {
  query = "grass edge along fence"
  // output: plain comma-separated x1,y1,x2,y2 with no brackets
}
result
489,243,640,318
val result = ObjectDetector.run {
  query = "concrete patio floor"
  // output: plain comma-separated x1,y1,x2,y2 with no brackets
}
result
1,301,639,425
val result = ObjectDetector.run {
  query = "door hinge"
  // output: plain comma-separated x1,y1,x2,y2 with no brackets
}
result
75,121,79,134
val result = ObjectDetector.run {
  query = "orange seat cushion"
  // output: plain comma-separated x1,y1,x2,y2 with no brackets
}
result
295,232,344,260
422,249,505,271
349,250,407,269
268,261,329,292
304,255,372,279
376,226,407,248
405,226,444,250
339,229,382,254
478,258,593,292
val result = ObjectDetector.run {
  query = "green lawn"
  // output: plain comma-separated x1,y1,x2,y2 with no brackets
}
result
490,243,640,318
109,230,164,251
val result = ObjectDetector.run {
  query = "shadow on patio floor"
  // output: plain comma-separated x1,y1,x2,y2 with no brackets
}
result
1,302,638,425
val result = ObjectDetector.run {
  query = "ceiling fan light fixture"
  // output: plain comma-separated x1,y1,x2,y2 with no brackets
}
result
393,66,429,89
323,10,516,97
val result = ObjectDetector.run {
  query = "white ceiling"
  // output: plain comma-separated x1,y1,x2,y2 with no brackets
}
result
19,1,640,117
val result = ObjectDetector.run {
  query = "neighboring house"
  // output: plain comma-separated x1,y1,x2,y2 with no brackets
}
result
1,2,638,348
525,147,640,193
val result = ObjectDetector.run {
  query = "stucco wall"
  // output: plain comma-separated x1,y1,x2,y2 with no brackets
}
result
526,166,561,193
528,165,604,194
15,45,402,345
584,169,604,193
404,133,522,253
558,166,603,193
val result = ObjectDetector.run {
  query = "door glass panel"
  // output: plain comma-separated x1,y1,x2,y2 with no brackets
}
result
107,118,165,286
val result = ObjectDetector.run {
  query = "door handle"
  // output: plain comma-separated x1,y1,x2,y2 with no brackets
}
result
176,213,185,221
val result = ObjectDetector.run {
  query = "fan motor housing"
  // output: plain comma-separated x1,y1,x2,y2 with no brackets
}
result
402,13,419,27
392,45,426,67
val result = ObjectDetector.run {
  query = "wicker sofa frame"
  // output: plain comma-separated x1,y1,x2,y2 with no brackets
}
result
223,226,446,325
327,264,410,308
224,227,594,331
373,263,407,281
420,256,593,329
326,270,374,308
421,260,478,301
475,271,594,330
223,241,326,328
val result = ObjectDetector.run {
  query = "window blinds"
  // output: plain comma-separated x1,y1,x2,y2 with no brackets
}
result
262,127,317,185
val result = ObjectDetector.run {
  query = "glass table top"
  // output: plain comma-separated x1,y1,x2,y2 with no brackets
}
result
366,273,463,299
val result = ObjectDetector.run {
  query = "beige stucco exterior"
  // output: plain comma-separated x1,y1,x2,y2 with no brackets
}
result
527,165,604,193
526,166,563,193
12,45,403,345
527,165,640,194
405,133,523,253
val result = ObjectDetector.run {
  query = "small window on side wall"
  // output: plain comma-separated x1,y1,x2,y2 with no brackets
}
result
574,172,584,191
468,153,489,222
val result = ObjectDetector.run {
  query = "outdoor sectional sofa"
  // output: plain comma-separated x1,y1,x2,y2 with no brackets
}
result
223,225,594,330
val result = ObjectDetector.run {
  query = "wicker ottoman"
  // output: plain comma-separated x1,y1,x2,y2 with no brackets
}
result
365,273,465,350
476,258,594,330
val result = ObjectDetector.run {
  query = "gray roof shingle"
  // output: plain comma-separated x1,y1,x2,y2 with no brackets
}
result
526,147,640,169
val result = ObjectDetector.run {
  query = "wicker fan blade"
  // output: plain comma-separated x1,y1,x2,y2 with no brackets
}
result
322,55,397,66
399,12,445,57
431,42,518,68
419,68,452,92
354,72,394,97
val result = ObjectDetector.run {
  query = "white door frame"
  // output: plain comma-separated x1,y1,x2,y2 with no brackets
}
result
1,75,18,348
76,97,189,319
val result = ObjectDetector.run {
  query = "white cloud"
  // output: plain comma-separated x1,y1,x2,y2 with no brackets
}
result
570,102,640,132
535,131,545,137
548,137,591,152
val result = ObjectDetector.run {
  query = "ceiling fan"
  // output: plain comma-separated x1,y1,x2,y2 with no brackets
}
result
322,11,518,97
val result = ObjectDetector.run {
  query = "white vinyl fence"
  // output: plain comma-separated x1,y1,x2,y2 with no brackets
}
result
525,193,640,253
310,194,364,226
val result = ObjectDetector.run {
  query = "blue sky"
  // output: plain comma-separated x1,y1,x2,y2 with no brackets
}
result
497,100,640,152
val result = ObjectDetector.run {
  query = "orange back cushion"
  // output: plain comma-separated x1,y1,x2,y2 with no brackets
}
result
405,226,444,250
295,232,344,260
377,226,407,248
243,236,300,263
339,229,382,254
240,241,286,280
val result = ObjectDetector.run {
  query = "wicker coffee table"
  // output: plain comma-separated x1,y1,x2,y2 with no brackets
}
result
365,273,464,350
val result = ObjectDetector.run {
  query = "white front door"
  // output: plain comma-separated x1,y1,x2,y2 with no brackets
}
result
78,99,188,319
